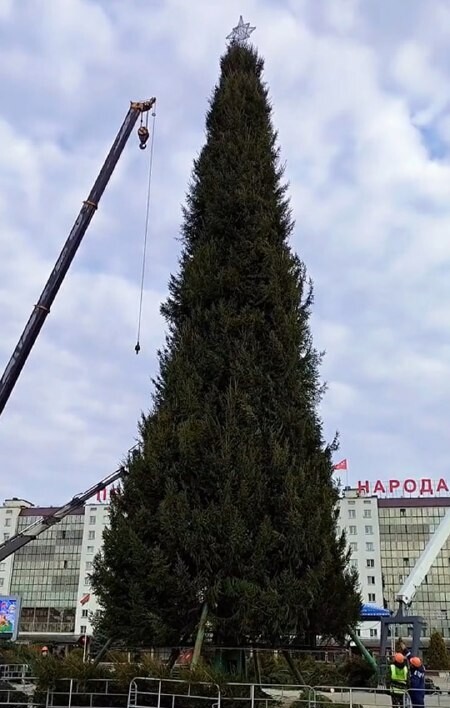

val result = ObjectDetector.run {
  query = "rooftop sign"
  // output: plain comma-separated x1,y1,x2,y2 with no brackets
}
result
357,478,449,498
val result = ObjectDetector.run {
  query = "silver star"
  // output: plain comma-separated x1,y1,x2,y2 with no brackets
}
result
226,16,256,45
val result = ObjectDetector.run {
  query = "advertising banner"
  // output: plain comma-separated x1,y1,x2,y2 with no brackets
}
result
0,596,21,641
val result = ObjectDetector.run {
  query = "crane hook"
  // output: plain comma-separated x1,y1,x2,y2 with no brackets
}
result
138,125,150,150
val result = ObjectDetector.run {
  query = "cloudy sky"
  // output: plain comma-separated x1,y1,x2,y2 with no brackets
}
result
1,0,450,504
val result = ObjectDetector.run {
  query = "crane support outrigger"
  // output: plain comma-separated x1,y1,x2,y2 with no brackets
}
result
0,98,156,416
0,465,127,562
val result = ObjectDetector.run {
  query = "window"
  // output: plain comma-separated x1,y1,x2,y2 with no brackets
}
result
366,542,374,552
367,576,375,585
0,563,5,572
63,560,68,569
350,559,358,569
366,559,375,568
350,542,358,552
348,509,356,519
400,508,406,516
0,578,4,587
349,526,357,535
365,525,373,535
363,509,372,518
80,625,87,634
88,531,95,540
84,576,90,586
5,510,12,515
336,526,341,536
3,534,9,541
403,557,409,566
81,609,88,618
86,561,92,570
370,628,378,638
87,546,94,554
4,518,11,527
368,593,376,602
355,628,361,636
89,516,96,525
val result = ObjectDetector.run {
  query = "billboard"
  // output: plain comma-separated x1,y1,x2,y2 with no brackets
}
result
0,596,21,641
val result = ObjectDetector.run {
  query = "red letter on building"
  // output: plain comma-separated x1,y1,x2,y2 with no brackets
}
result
419,479,433,495
436,479,449,493
404,479,417,494
357,480,370,494
389,479,400,493
373,480,386,494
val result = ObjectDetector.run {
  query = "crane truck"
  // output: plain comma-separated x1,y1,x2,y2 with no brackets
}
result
0,97,156,416
0,98,155,560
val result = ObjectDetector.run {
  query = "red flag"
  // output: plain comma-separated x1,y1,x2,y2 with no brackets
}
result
96,488,107,503
333,459,348,471
80,593,90,606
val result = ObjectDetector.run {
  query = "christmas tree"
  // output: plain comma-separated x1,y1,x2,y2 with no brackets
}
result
92,22,360,650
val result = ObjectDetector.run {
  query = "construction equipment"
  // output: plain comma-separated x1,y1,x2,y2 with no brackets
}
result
380,509,450,656
0,465,126,562
0,98,156,416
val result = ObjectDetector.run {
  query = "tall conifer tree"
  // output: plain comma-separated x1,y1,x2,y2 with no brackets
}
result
92,33,360,647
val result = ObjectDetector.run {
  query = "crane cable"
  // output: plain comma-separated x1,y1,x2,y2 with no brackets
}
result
135,109,157,355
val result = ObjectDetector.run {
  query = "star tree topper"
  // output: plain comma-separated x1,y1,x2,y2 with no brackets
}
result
226,16,256,44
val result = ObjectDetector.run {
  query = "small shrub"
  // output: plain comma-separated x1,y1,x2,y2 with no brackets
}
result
426,631,450,670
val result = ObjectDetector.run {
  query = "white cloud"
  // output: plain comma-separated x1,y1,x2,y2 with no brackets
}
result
1,0,450,503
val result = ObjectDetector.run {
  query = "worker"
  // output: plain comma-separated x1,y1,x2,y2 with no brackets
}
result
408,656,425,708
386,652,409,708
398,640,426,707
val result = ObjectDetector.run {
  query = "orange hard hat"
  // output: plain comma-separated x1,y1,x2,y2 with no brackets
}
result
410,657,422,668
394,652,405,664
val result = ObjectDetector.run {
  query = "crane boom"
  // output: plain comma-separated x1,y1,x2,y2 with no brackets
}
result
396,508,450,608
0,466,126,562
0,98,156,416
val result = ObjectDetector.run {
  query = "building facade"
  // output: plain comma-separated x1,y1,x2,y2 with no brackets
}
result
378,497,450,639
75,503,110,636
337,489,384,640
3,481,450,645
0,497,109,641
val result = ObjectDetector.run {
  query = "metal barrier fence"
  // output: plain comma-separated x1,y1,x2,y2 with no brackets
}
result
128,678,221,708
0,664,32,682
312,685,450,708
128,679,316,708
0,664,36,708
46,678,129,708
0,674,448,708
